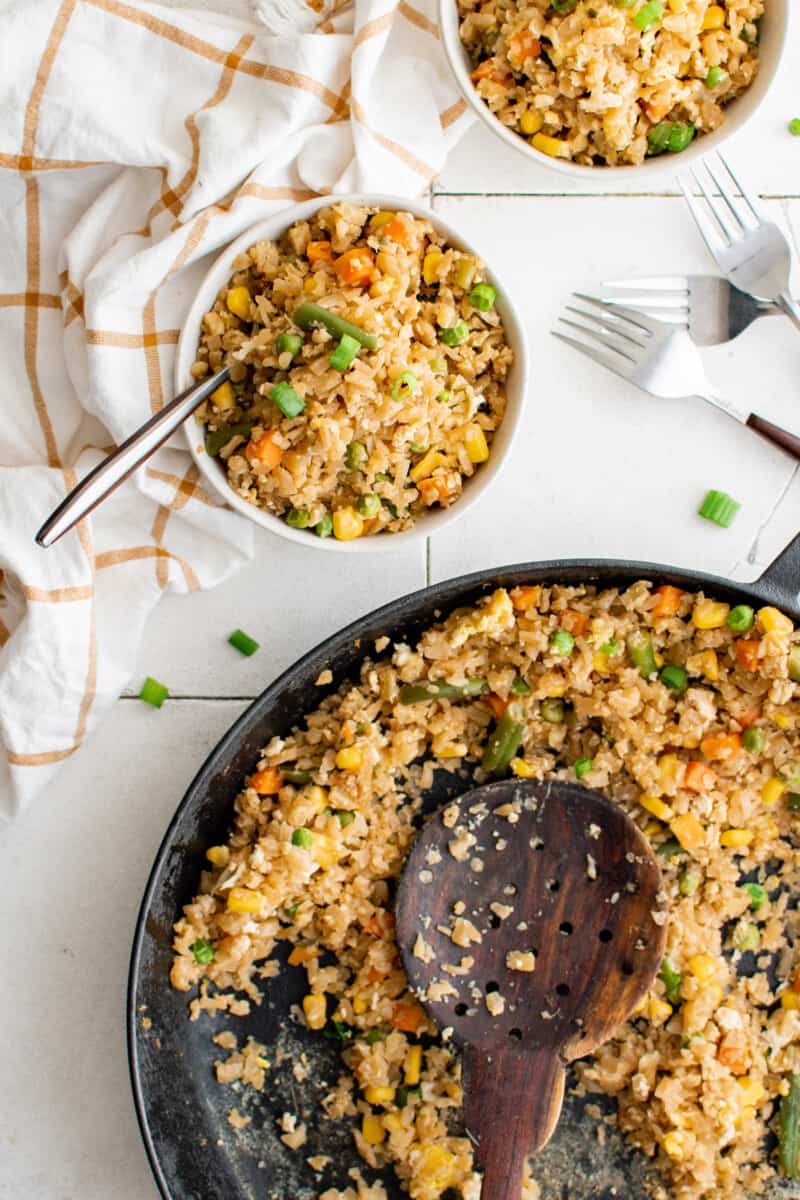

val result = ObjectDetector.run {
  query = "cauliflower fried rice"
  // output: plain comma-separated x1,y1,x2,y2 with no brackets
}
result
171,580,800,1198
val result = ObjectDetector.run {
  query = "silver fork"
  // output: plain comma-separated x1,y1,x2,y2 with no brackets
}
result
552,294,800,462
678,154,800,333
600,275,778,347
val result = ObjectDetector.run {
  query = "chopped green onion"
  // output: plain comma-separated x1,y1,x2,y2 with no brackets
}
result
292,302,378,350
788,646,800,682
329,333,361,372
627,631,658,679
482,701,526,775
440,320,469,347
743,726,766,754
283,769,313,784
647,120,695,156
469,283,497,311
779,1074,800,1179
357,494,381,518
435,389,451,404
276,331,303,359
678,867,700,897
345,440,368,470
429,355,446,373
540,697,565,724
323,1019,353,1041
698,489,740,528
599,639,622,656
269,381,305,418
315,513,333,538
786,793,800,813
286,507,311,529
510,675,532,695
575,757,593,781
382,500,399,518
228,628,260,657
789,119,800,137
391,371,418,402
660,665,688,693
728,605,754,633
205,421,254,457
396,1084,422,1107
658,957,682,1006
656,836,684,858
291,828,313,849
374,472,392,483
742,882,768,910
549,629,575,657
336,809,355,828
190,938,214,965
140,676,168,708
284,902,299,920
399,679,487,704
681,1032,704,1049
364,1029,386,1045
633,0,663,30
733,922,760,952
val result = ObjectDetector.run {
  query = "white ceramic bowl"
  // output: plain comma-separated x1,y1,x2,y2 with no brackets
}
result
177,193,529,553
439,0,788,183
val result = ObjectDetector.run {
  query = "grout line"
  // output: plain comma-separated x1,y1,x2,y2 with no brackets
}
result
432,191,800,200
121,694,256,702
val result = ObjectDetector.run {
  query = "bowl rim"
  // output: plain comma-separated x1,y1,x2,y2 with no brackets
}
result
437,0,789,181
176,192,530,554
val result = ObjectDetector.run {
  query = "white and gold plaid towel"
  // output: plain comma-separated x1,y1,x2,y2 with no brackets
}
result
0,0,471,821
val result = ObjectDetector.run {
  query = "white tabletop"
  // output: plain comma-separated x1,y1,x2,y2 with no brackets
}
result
2,2,800,1197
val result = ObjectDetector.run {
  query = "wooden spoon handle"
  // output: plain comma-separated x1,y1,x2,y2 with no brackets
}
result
462,1042,565,1200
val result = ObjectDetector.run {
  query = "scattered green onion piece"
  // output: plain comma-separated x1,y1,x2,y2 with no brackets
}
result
549,629,575,657
435,390,451,404
788,646,800,682
575,757,593,781
705,66,726,88
733,922,760,952
374,472,392,483
396,1084,422,1107
323,1020,353,1041
190,938,214,965
440,320,469,347
469,282,497,311
656,836,684,858
292,302,377,350
633,0,663,31
316,513,333,538
291,828,313,849
510,675,532,695
336,809,355,828
727,605,755,633
678,867,700,897
627,631,658,679
329,333,361,372
399,679,488,705
382,500,399,518
345,440,368,470
698,489,740,528
286,507,311,529
599,638,622,656
786,793,800,813
269,381,305,418
283,769,313,784
658,957,682,1006
660,665,688,693
408,441,430,454
541,697,565,724
228,628,260,657
681,1032,704,1049
391,371,418,402
743,882,768,910
284,902,299,920
743,726,766,754
205,421,254,457
779,1074,800,1179
482,700,526,775
364,1029,386,1045
276,331,303,359
357,494,381,518
789,119,800,137
140,676,168,708
429,355,446,373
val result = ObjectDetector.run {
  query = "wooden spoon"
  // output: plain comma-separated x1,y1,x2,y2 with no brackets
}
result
394,779,667,1200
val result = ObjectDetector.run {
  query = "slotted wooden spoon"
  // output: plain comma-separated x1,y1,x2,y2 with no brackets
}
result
394,779,667,1200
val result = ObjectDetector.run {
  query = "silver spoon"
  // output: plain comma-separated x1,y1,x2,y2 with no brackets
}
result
35,366,229,548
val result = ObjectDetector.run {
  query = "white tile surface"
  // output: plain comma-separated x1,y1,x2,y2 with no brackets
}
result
4,5,800,1200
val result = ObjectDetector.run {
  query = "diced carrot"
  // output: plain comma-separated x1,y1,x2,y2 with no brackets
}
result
248,766,282,794
362,911,395,938
717,1035,748,1075
735,640,761,672
684,761,716,793
670,812,706,851
418,475,454,506
367,966,389,983
246,430,284,468
510,585,541,613
651,585,683,619
792,969,800,993
487,693,509,720
508,31,541,63
700,732,743,761
391,1001,426,1032
561,609,589,637
736,706,762,729
383,213,416,249
334,247,375,287
307,240,333,264
288,945,319,966
470,58,511,84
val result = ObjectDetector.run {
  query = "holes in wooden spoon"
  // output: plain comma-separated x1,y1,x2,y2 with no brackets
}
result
599,928,613,943
454,1002,468,1016
546,878,560,893
621,961,634,976
489,913,501,929
556,983,570,997
508,1028,522,1041
559,921,573,936
486,980,500,994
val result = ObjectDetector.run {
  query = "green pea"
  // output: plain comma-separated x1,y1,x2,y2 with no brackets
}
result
357,494,381,518
345,440,368,470
541,697,565,724
789,118,800,137
743,726,766,754
549,629,575,657
705,66,726,88
286,507,311,529
727,605,755,633
291,828,313,849
275,331,303,358
678,868,700,897
315,513,333,538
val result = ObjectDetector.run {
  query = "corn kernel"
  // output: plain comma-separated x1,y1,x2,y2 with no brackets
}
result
670,812,705,851
311,832,341,869
773,712,793,730
736,1105,756,1128
206,844,230,867
302,992,327,1030
692,599,730,630
511,757,537,779
668,0,686,10
443,1081,462,1101
332,507,364,541
532,132,567,157
405,1044,423,1085
336,746,363,771
762,777,786,807
687,649,719,682
410,449,448,483
210,380,236,410
688,954,718,984
307,785,329,813
370,277,396,299
463,423,489,464
702,4,725,29
663,1131,686,1160
412,1144,458,1186
364,1085,396,1105
654,651,665,669
758,606,793,636
383,1112,405,1133
361,1115,385,1145
423,249,444,285
639,794,674,821
437,742,468,759
737,1076,765,1107
764,818,779,839
593,652,611,675
227,886,263,914
303,274,319,294
226,286,251,320
255,1056,270,1069
520,109,544,136
658,753,682,791
643,820,663,838
649,996,673,1024
288,945,319,965
353,996,369,1014
781,991,800,1010
369,210,394,231
720,828,753,849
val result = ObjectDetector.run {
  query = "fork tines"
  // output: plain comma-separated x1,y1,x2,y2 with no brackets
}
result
552,292,654,375
677,153,762,254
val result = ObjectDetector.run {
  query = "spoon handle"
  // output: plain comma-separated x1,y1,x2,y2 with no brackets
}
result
35,366,230,549
463,1042,565,1200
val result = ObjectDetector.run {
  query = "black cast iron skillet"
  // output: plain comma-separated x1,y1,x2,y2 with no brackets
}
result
128,535,800,1200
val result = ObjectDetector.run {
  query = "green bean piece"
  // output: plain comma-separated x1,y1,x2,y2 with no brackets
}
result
658,957,682,1006
678,867,700,897
510,675,532,695
205,421,254,457
269,381,305,418
283,769,313,784
627,631,658,679
292,302,378,350
399,679,488,705
190,938,214,965
286,507,311,529
482,700,526,775
743,726,766,754
276,331,303,359
660,665,688,693
540,697,565,724
742,882,767,910
315,513,333,538
345,440,368,470
779,1074,800,1179
633,0,663,30
329,333,361,372
656,836,684,858
788,646,800,683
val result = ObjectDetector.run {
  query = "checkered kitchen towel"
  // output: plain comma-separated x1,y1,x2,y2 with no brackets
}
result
0,0,471,821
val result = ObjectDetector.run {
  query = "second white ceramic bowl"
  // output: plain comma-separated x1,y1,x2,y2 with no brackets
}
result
439,0,788,183
177,194,529,553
